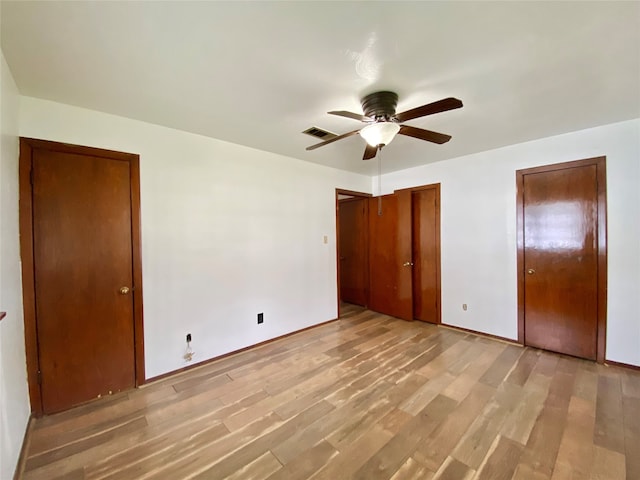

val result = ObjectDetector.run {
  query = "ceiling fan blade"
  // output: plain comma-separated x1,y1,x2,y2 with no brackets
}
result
328,110,371,122
305,129,361,151
362,144,378,160
398,125,452,144
394,97,463,123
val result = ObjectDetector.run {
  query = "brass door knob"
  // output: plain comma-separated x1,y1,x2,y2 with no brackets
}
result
119,286,131,295
527,269,535,275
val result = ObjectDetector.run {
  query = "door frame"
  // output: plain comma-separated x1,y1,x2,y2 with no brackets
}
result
335,189,371,316
516,156,607,363
19,138,146,415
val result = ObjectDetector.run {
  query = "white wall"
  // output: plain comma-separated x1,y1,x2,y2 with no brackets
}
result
0,51,30,479
13,95,639,417
377,119,640,366
19,97,371,379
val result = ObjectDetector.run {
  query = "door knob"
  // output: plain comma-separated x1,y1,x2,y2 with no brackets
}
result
119,286,131,295
527,269,535,275
403,262,414,267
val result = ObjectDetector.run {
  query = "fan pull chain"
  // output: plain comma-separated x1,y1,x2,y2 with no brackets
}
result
378,146,383,216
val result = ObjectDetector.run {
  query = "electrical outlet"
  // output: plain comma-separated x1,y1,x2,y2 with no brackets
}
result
186,333,191,342
257,312,264,324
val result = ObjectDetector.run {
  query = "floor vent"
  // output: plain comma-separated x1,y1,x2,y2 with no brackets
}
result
302,126,337,140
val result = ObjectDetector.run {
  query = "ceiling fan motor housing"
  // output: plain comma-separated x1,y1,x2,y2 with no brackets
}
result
361,91,398,121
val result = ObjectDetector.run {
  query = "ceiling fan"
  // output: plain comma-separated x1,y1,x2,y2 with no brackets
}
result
306,91,463,160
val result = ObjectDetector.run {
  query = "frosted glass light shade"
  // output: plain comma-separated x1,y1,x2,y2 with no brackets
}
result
360,122,400,147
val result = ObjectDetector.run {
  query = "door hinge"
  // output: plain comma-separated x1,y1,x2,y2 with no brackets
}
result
37,370,42,385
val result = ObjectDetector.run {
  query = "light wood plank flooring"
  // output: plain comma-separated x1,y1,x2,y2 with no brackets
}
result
19,305,640,479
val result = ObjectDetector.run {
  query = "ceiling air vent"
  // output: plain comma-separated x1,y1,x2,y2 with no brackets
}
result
302,126,337,140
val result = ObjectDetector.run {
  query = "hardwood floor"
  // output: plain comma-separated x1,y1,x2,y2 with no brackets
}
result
19,305,639,479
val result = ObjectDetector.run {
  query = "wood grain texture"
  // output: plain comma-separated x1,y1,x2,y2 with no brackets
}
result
411,186,441,324
19,138,45,415
622,393,640,479
523,164,599,360
368,192,413,320
18,304,639,479
19,138,144,416
32,148,135,413
594,374,625,454
516,156,607,362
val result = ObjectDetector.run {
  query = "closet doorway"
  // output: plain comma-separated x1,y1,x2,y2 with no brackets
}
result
368,184,441,323
336,184,441,323
336,189,371,315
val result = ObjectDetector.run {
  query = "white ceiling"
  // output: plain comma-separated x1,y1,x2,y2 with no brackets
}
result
2,1,639,176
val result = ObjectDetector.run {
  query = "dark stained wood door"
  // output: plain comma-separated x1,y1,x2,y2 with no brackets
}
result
412,187,440,323
522,164,600,360
368,191,413,320
338,197,368,306
32,148,136,413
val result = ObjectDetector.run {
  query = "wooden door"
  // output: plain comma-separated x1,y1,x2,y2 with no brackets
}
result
412,187,440,323
368,191,413,320
519,159,606,360
29,143,139,413
338,197,368,306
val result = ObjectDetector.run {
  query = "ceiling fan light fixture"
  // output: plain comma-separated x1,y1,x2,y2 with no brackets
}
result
360,122,400,147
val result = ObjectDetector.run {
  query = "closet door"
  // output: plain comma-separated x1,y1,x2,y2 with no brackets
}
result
412,187,441,323
368,191,413,320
